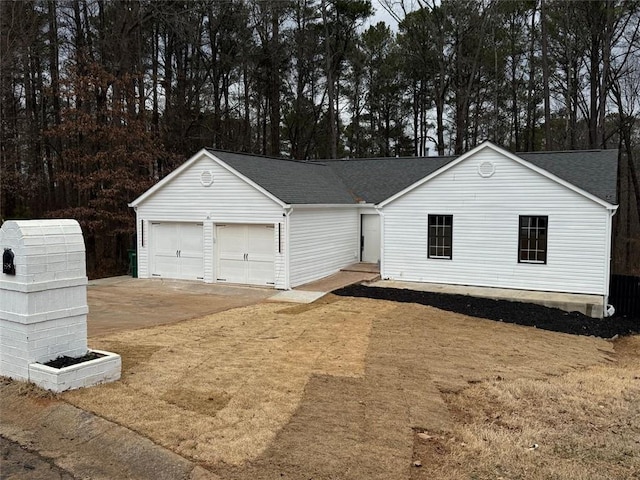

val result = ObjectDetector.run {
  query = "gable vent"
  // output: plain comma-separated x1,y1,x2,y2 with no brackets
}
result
478,161,495,178
200,170,214,187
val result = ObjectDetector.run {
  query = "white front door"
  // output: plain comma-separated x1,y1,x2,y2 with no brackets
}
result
361,214,380,263
151,222,204,280
216,224,275,286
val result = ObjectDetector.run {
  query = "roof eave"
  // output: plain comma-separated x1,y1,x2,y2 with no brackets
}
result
288,203,365,209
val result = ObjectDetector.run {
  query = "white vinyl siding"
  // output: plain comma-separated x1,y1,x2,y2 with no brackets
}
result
382,149,611,295
134,153,286,288
289,208,359,287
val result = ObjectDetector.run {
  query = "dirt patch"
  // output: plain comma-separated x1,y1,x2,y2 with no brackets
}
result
94,342,164,372
1,436,75,480
334,284,640,338
62,296,624,479
162,389,231,416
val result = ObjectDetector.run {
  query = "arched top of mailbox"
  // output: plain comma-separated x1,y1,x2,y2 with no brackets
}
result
1,220,84,250
0,219,86,284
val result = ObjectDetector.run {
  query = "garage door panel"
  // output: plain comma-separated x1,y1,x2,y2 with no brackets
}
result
151,223,178,277
248,226,275,255
217,225,246,254
217,259,245,283
153,255,180,277
151,222,203,280
216,224,274,286
154,224,178,252
180,223,204,256
247,258,274,285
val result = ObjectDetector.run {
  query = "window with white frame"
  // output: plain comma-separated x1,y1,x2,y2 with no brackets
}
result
428,215,452,259
518,216,547,263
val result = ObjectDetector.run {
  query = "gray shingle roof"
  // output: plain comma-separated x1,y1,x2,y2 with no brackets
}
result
209,150,355,204
207,147,617,206
322,156,456,204
518,150,618,204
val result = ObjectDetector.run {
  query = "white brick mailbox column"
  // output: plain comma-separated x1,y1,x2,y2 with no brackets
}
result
0,219,120,391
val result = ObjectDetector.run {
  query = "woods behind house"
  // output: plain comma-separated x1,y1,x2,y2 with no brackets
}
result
1,0,639,277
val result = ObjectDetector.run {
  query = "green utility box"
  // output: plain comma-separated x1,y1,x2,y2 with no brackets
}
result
127,249,137,278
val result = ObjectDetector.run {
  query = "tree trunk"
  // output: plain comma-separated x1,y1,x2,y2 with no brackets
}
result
322,0,337,159
541,0,551,149
269,5,280,156
588,2,601,149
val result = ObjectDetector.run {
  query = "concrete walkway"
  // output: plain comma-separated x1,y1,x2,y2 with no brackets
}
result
296,263,379,292
368,280,605,317
269,263,380,304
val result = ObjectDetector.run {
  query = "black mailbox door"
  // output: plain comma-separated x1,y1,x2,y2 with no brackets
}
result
3,248,15,275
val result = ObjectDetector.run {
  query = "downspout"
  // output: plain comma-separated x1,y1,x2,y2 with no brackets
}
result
133,206,141,278
603,206,618,317
375,205,385,279
284,206,293,290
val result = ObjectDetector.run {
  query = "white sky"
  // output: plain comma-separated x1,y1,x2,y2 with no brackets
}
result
365,0,400,29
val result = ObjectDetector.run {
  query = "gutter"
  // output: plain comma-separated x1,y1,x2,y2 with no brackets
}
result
289,203,372,210
284,206,293,290
375,205,385,279
603,206,618,317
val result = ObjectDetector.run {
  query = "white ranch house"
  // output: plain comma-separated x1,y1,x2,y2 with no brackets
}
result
129,142,618,315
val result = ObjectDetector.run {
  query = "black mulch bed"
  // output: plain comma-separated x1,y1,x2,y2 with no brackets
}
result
43,351,104,369
333,284,640,339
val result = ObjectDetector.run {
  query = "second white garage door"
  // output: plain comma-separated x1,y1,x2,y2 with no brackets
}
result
216,224,275,286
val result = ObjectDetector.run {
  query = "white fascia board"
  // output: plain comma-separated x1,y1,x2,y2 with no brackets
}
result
493,145,617,210
203,150,287,207
128,149,287,209
378,141,617,210
129,148,210,207
377,142,488,208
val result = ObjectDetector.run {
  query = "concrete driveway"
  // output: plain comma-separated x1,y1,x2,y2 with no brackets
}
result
87,277,274,337
86,266,380,338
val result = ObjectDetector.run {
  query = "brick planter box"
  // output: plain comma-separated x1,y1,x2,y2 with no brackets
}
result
29,349,121,393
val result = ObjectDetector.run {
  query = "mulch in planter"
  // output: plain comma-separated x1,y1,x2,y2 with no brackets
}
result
333,284,640,339
43,351,105,369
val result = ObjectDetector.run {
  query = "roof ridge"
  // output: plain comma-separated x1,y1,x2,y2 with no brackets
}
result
518,149,617,154
206,148,324,166
317,155,457,162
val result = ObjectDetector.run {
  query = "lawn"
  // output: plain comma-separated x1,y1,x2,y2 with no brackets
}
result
62,295,639,480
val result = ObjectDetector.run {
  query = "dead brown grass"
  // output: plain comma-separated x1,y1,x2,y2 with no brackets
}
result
61,295,637,479
412,335,640,480
64,299,385,466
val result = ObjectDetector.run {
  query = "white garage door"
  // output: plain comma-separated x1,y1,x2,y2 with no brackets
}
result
216,224,274,286
151,222,204,280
